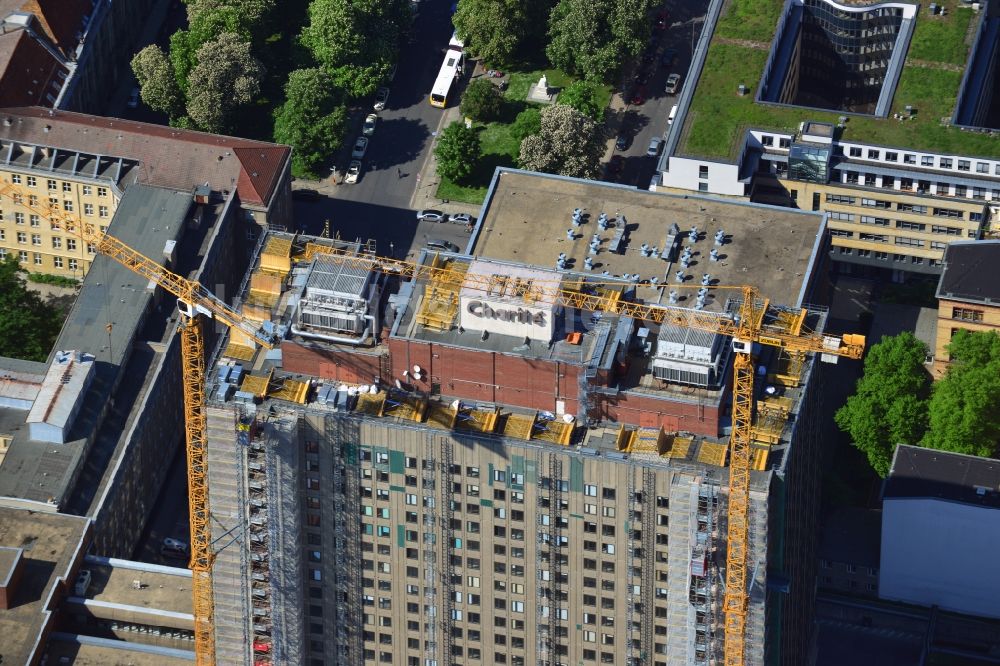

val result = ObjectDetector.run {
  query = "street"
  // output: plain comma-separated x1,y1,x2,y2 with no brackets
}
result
606,0,709,189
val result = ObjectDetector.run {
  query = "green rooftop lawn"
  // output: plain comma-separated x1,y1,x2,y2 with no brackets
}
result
907,0,974,65
680,0,998,160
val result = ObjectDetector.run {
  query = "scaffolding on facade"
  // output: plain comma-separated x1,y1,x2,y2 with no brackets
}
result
422,437,440,666
440,438,456,665
641,467,657,663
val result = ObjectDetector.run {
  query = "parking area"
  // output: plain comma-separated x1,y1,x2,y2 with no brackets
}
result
603,0,709,189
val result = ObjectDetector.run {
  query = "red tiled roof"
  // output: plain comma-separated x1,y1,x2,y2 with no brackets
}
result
0,30,67,107
0,107,291,206
18,0,90,55
234,146,289,205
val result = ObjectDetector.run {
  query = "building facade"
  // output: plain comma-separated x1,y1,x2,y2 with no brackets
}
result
933,240,1000,376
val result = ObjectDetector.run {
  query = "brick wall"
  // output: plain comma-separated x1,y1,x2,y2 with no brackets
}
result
281,342,384,385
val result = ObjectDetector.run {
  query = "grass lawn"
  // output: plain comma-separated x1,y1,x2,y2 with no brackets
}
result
907,0,975,65
681,1,998,160
715,0,783,43
437,66,611,205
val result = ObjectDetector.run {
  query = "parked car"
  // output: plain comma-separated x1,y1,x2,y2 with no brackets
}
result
161,537,190,558
345,160,362,184
449,213,475,226
292,188,321,201
630,86,647,105
646,137,662,157
74,569,92,596
363,113,378,136
615,134,630,151
426,239,459,252
351,136,369,159
374,87,389,111
416,209,446,222
661,47,677,68
127,88,140,109
665,73,683,95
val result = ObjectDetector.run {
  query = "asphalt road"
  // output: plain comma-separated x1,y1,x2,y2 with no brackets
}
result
609,0,709,189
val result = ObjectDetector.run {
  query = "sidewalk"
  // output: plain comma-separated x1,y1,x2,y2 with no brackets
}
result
407,105,480,217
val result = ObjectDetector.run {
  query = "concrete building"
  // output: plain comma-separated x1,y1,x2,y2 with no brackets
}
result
0,106,292,279
880,444,1000,620
658,0,1000,280
933,240,1000,376
816,507,881,598
200,170,847,666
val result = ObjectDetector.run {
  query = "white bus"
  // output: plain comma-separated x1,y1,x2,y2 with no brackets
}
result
430,34,464,108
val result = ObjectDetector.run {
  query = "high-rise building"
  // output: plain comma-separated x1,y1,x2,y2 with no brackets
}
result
204,170,842,665
658,0,1000,279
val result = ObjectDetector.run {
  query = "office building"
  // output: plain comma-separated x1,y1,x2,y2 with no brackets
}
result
933,239,1000,376
0,106,292,279
658,0,1000,279
880,444,1000,620
202,170,844,665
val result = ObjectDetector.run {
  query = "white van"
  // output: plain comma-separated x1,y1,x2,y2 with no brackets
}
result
668,105,678,125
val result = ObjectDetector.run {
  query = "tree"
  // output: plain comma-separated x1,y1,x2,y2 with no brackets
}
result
273,68,348,177
460,79,503,122
518,104,604,178
185,32,263,133
557,80,605,121
453,0,529,67
921,330,1000,458
0,256,63,362
834,332,931,477
131,45,184,118
300,0,411,98
547,0,654,82
434,122,481,183
510,107,541,142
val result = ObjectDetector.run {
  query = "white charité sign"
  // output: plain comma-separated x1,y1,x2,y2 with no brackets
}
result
457,260,560,343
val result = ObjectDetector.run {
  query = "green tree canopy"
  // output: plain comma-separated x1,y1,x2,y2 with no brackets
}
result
518,104,604,178
185,32,263,133
460,79,504,122
300,0,410,98
273,68,348,177
547,0,654,82
453,0,529,67
0,256,63,362
557,80,605,121
434,122,481,183
510,106,542,143
921,330,1000,458
131,45,185,119
834,332,931,476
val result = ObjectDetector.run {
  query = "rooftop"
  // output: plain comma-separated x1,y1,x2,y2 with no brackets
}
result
885,444,1000,509
0,506,90,666
473,169,826,309
936,240,1000,305
678,0,1000,160
0,28,69,107
80,559,193,620
0,184,192,505
42,636,195,666
0,107,290,206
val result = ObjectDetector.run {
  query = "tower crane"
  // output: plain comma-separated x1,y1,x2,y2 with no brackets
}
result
302,243,866,665
2,175,863,666
0,181,275,666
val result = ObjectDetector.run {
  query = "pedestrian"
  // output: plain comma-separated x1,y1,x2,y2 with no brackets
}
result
397,168,403,179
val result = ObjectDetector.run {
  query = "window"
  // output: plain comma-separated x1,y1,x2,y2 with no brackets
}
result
779,137,790,148
82,185,92,195
97,187,108,197
867,149,879,159
897,203,927,214
861,198,890,209
858,233,887,243
894,237,924,248
62,182,71,192
895,220,925,231
957,160,970,172
885,152,897,162
11,174,21,184
99,205,109,218
53,256,63,268
29,215,39,227
976,162,989,174
14,212,23,225
31,234,40,245
64,200,73,212
954,185,967,198
47,179,57,191
860,216,889,226
33,252,42,265
26,176,36,187
697,182,708,192
829,229,854,238
939,158,953,169
829,212,854,221
493,469,506,483
761,135,773,146
933,207,963,219
952,308,983,322
920,156,933,167
16,232,26,243
849,147,861,157
698,165,709,178
602,488,615,500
